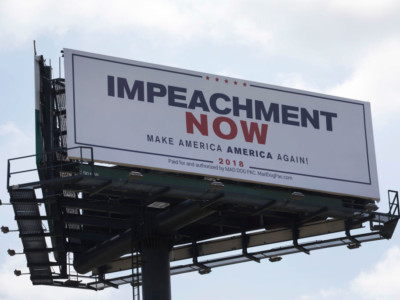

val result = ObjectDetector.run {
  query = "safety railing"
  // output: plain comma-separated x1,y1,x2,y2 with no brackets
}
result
388,190,399,217
7,146,94,189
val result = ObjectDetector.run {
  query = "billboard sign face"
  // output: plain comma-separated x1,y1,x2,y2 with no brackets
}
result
64,49,379,200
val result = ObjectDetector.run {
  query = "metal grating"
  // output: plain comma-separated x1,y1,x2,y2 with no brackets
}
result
9,189,53,285
6,156,400,290
85,228,389,290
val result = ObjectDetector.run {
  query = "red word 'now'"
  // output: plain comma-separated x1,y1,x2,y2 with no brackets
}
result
186,112,268,145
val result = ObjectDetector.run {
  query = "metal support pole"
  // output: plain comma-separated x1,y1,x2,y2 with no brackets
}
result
140,236,172,300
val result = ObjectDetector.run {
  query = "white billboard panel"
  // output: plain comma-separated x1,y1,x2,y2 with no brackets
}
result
64,49,379,200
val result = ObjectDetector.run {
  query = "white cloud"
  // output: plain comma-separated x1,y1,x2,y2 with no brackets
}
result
300,287,348,300
3,0,400,67
350,246,400,299
327,0,400,17
299,245,400,300
276,72,319,91
0,0,275,53
328,38,400,122
0,122,35,187
0,122,32,147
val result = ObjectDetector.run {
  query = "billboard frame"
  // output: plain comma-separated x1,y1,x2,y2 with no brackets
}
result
64,49,379,201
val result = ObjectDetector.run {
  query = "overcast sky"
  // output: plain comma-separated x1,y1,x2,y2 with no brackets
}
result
1,1,400,299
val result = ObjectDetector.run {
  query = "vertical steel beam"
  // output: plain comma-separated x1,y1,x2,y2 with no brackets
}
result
141,236,172,300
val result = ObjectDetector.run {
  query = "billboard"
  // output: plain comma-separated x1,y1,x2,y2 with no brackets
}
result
64,49,379,200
